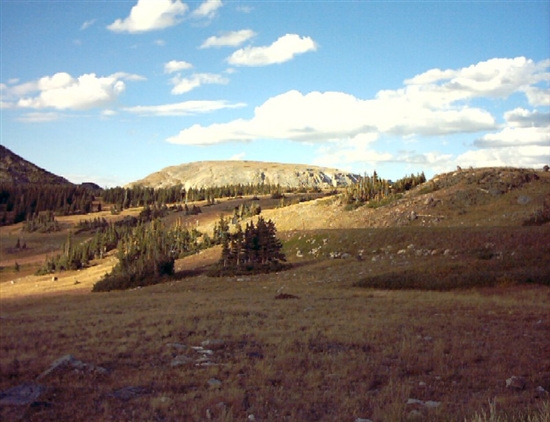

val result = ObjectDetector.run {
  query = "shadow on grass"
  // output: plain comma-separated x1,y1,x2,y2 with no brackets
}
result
354,263,550,291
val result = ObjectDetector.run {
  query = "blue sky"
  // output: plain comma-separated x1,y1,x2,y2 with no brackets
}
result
1,0,549,187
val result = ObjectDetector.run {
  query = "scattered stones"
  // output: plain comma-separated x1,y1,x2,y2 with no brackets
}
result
535,386,548,395
171,355,194,367
296,250,303,258
407,398,441,408
167,342,187,351
355,418,373,422
506,376,526,390
0,383,45,406
207,378,222,389
37,354,108,380
341,253,352,259
110,386,150,402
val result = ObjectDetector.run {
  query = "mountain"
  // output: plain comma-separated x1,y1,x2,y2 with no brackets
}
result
128,160,360,189
0,145,72,185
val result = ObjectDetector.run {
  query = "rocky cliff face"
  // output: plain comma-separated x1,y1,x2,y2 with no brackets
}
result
128,161,360,189
0,145,72,185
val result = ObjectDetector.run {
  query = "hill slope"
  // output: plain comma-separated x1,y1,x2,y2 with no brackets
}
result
0,145,72,185
128,160,360,189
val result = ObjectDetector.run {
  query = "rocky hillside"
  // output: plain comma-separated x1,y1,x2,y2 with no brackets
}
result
128,160,359,189
0,145,72,185
254,167,550,232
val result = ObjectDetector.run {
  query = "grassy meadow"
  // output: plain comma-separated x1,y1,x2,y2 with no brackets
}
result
1,169,550,421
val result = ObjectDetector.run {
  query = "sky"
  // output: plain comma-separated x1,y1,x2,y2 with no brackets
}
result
1,0,549,187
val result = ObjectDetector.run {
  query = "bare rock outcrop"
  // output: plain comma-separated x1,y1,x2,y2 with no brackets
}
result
127,160,359,190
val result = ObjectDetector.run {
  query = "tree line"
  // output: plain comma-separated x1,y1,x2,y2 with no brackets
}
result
0,182,305,226
0,184,97,225
343,171,426,208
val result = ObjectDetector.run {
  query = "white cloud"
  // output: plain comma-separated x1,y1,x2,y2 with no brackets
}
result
167,89,496,145
80,19,96,30
164,60,193,73
474,108,550,148
456,145,549,170
504,108,549,128
236,5,253,13
524,86,550,106
227,34,317,66
154,39,166,46
123,100,245,116
107,0,188,33
16,112,61,123
8,72,144,110
230,152,246,160
200,29,256,48
191,0,223,19
166,57,550,174
403,57,550,107
170,73,229,94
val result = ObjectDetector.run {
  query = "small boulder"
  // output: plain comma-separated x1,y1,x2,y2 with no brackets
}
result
0,383,45,406
517,196,532,205
506,376,526,390
37,354,108,380
171,355,193,367
207,378,222,389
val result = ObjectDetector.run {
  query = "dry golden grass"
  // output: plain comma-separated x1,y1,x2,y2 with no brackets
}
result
1,235,549,421
1,168,549,421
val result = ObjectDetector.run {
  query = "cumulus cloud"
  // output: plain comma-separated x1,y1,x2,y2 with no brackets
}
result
456,145,549,170
403,57,550,106
107,0,188,33
164,60,193,73
191,0,223,19
227,34,317,66
6,72,144,110
166,56,549,174
200,29,256,48
170,73,229,94
474,108,550,148
167,89,496,145
123,100,245,116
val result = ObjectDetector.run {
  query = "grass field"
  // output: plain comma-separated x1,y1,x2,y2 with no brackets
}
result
1,168,549,421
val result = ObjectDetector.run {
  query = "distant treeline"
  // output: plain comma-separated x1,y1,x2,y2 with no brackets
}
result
0,184,97,225
0,182,315,226
102,183,307,211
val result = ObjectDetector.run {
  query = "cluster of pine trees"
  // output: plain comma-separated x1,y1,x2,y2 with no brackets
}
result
343,171,426,208
0,184,97,225
38,219,135,274
23,211,61,233
92,218,204,291
210,216,286,276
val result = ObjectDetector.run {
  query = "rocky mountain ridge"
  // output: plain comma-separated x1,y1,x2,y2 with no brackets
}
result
127,161,360,190
0,145,72,185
